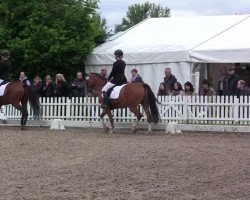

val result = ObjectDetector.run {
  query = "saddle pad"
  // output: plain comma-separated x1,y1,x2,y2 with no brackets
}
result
0,83,9,96
109,84,126,99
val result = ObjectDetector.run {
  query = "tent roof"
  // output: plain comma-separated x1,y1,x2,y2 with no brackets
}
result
189,15,250,63
86,14,250,65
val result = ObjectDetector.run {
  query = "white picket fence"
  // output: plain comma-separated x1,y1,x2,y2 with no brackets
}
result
1,96,250,125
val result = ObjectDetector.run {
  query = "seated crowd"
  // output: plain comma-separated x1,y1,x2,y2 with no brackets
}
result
18,64,250,98
157,66,250,97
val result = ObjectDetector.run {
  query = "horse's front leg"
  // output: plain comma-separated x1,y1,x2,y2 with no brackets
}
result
100,109,109,133
106,109,115,134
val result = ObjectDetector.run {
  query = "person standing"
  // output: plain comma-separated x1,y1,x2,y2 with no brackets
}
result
217,66,227,96
43,75,55,97
224,66,240,96
33,76,43,98
19,71,31,86
54,73,69,97
0,50,11,85
71,71,86,97
164,68,177,92
101,49,127,108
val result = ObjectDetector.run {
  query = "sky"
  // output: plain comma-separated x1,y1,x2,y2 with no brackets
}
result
98,0,250,31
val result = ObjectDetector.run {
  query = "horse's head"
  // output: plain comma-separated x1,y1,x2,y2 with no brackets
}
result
86,73,107,97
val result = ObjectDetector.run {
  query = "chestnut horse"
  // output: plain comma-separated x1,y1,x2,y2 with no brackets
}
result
0,80,41,129
87,73,160,133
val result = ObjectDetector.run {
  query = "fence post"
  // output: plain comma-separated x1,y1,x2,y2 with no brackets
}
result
233,96,239,124
66,97,71,120
183,96,189,124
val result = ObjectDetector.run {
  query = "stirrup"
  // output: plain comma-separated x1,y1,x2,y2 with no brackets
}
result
100,103,109,108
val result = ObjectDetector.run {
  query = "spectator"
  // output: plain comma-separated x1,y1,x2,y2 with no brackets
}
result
55,73,69,97
157,82,169,96
184,81,196,96
164,68,177,92
33,76,43,98
100,66,108,79
19,71,30,86
43,75,55,97
218,66,227,96
199,79,216,96
237,80,250,97
71,71,86,97
224,65,240,96
130,68,143,83
171,82,184,96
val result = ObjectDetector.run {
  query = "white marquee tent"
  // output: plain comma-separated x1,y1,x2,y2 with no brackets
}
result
85,14,250,93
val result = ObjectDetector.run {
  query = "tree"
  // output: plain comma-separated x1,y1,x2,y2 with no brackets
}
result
0,0,108,80
115,1,170,33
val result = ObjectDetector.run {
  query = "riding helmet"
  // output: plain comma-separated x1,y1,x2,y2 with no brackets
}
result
1,50,10,57
114,49,123,56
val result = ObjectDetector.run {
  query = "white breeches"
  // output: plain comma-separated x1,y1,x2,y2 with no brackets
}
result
102,82,115,92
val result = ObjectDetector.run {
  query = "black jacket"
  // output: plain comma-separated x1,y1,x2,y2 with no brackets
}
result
43,82,55,97
0,60,11,81
224,74,240,96
164,74,177,92
108,58,127,85
72,79,86,97
55,81,69,97
33,83,43,98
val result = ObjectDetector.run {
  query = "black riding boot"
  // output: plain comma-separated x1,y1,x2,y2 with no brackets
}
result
101,91,110,108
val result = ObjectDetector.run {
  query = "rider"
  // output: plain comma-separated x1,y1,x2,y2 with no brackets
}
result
101,49,127,108
0,50,11,86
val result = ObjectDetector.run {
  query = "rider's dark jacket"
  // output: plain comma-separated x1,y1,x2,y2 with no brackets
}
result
108,58,127,85
0,60,11,82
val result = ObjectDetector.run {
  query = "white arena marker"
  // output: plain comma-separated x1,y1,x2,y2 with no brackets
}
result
50,119,65,130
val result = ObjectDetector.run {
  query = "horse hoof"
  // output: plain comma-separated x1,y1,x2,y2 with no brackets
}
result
147,131,153,135
21,126,29,130
103,127,109,133
109,129,115,134
2,120,7,124
132,128,137,134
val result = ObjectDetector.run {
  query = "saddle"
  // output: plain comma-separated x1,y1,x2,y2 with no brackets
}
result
107,84,126,99
0,82,9,96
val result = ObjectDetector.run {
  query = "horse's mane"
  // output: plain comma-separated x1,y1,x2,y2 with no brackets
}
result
89,73,107,80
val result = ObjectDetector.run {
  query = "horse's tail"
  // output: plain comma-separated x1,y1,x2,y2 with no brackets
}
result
143,83,161,124
25,85,41,118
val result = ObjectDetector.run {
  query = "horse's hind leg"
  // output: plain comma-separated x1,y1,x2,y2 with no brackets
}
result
129,106,143,133
13,103,28,130
141,103,152,134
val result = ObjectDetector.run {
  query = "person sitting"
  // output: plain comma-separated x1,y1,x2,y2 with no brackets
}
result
19,71,31,86
170,82,184,96
33,76,43,98
184,81,196,96
0,50,11,86
71,71,86,97
43,75,55,97
54,73,69,97
199,79,216,96
100,66,108,79
237,80,250,97
130,68,143,83
157,82,169,96
101,49,127,108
